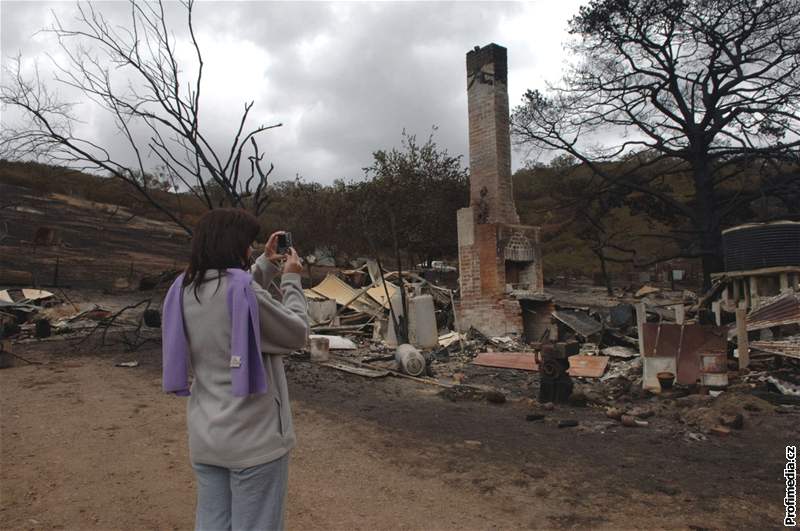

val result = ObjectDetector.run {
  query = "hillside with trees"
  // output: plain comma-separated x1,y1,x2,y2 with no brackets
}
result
511,0,800,288
0,129,469,269
513,155,799,287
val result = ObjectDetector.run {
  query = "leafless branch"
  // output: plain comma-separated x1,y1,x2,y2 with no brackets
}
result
1,0,281,232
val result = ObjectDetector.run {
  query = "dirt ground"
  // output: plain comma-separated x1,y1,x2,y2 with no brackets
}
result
1,339,795,530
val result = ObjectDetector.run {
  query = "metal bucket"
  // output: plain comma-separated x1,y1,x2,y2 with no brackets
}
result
309,337,330,362
700,352,728,388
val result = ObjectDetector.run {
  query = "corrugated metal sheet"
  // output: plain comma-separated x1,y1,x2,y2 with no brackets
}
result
551,310,602,338
750,335,800,360
365,282,398,309
308,274,383,315
723,221,800,271
745,293,800,332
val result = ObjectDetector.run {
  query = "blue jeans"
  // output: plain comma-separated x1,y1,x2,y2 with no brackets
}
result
192,453,289,531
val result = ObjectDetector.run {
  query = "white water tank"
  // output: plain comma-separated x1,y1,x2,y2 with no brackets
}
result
385,292,438,349
408,294,438,349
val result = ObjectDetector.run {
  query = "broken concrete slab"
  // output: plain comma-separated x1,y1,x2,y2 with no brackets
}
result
309,334,358,350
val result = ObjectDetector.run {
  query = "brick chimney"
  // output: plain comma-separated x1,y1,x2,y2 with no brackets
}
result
466,44,519,226
456,43,544,339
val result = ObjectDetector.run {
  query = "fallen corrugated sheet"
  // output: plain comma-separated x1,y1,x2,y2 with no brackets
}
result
642,323,727,385
744,293,800,332
750,335,800,360
472,352,538,371
0,289,55,304
21,289,55,302
567,355,609,378
365,281,398,310
551,310,603,338
309,274,382,315
321,360,390,378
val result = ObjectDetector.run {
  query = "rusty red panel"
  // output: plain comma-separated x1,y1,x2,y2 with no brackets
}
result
472,352,538,371
641,323,727,385
676,325,726,385
642,323,681,357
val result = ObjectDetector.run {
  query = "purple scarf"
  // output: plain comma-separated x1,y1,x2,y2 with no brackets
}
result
162,269,267,397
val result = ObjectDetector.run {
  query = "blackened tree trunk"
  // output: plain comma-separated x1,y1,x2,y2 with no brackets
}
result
691,153,724,290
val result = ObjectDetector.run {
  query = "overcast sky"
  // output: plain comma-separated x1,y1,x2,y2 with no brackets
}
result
1,0,587,184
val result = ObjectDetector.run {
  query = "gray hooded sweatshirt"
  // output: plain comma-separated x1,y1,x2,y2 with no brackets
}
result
181,255,308,468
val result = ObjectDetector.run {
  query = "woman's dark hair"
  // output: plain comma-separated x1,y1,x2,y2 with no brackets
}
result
184,208,261,297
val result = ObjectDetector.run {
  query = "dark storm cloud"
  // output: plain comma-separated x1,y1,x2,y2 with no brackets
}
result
0,1,585,184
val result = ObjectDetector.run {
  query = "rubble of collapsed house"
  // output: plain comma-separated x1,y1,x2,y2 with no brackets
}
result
4,252,798,440
295,258,799,437
0,286,161,366
2,43,797,443
288,45,800,439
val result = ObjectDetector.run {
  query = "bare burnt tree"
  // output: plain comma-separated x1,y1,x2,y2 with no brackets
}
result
511,0,800,288
0,0,278,234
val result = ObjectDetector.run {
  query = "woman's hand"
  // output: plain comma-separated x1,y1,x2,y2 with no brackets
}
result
264,231,286,263
283,247,303,274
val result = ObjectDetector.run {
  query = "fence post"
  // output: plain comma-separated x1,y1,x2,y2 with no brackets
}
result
735,308,750,369
53,256,60,288
635,303,647,357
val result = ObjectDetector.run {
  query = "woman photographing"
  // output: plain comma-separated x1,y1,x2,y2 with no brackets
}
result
162,208,308,531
